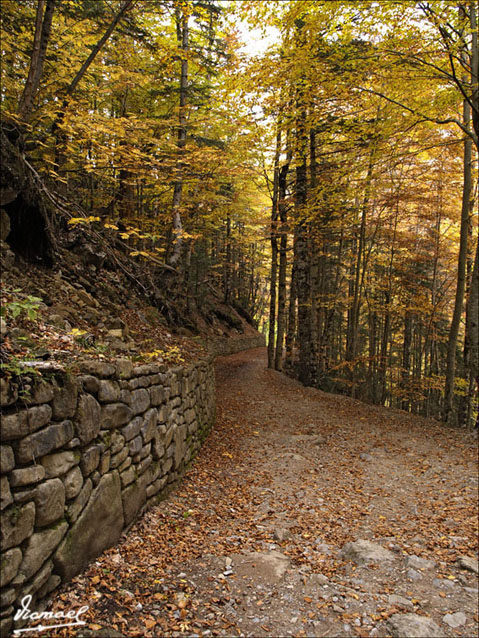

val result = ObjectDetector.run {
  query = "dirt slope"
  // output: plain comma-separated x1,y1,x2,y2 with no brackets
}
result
49,347,478,638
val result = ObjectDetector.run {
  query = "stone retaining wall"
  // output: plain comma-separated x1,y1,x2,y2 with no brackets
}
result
0,352,219,635
207,333,265,357
0,333,266,636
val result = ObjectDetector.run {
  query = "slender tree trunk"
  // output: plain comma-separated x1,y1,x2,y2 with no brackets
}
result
346,148,375,388
444,98,472,424
275,156,290,371
465,238,479,427
168,6,189,267
402,310,413,411
295,151,312,384
268,131,281,367
18,0,56,124
285,251,297,370
308,131,319,385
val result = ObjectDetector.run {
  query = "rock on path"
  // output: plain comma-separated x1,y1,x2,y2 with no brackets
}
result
387,613,445,637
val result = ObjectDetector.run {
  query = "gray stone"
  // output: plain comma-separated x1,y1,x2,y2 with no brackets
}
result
91,470,101,486
184,408,196,425
133,364,159,376
0,445,14,473
0,378,17,407
405,555,435,570
54,472,123,581
129,435,142,456
9,464,45,487
118,456,131,472
140,443,151,460
0,587,15,607
137,455,152,476
406,568,423,581
110,446,129,469
273,528,291,542
102,403,132,429
99,451,110,475
81,375,100,394
387,613,443,637
37,573,61,599
0,411,29,441
26,404,53,431
79,361,115,377
120,466,136,488
236,550,290,582
98,380,121,403
0,547,22,586
0,476,13,510
162,457,173,475
115,359,133,379
63,466,83,499
135,376,150,388
66,437,80,449
458,556,478,574
141,408,157,443
110,431,125,454
360,452,373,461
16,420,74,463
146,461,161,485
21,559,53,597
152,438,165,461
164,423,175,448
41,450,80,478
122,473,149,526
26,382,54,405
12,486,37,504
80,445,100,476
33,479,65,527
75,394,101,445
19,522,68,580
443,612,466,628
52,376,78,419
0,501,35,550
149,385,165,406
67,478,92,523
0,618,12,637
119,389,131,404
146,476,167,498
130,388,150,415
121,416,142,442
388,595,414,610
340,539,396,565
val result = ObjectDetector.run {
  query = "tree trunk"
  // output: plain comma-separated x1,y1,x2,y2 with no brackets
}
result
443,96,472,424
465,238,479,427
275,156,290,371
268,130,281,368
285,252,297,370
18,0,56,124
168,6,189,267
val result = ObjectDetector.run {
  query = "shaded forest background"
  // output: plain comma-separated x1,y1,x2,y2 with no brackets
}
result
0,0,477,427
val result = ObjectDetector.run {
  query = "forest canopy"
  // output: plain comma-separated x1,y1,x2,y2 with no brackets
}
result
0,0,477,427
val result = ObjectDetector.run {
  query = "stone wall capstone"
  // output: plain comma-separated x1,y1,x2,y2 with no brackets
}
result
0,334,265,636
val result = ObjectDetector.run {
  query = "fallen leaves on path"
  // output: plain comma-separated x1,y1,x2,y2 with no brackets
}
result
50,349,477,637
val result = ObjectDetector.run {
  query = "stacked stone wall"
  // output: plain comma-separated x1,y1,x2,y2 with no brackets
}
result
0,354,217,635
0,333,265,635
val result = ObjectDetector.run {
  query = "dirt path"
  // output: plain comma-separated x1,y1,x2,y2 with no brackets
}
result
60,348,477,637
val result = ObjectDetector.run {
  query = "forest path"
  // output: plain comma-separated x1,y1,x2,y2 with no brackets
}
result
64,348,477,638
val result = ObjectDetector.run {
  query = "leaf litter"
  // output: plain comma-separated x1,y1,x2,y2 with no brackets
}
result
49,349,477,637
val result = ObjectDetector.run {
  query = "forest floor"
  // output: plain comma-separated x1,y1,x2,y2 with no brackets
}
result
53,347,478,638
